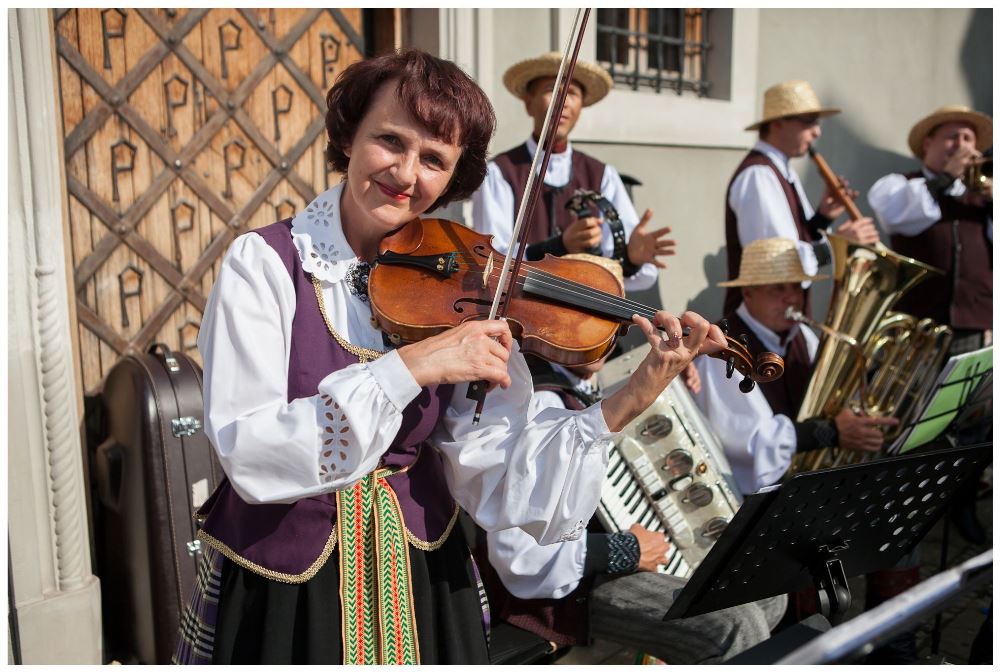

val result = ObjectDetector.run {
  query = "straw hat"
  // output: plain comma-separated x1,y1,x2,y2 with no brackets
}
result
744,80,841,131
503,52,613,107
564,253,624,291
907,105,992,158
718,238,829,287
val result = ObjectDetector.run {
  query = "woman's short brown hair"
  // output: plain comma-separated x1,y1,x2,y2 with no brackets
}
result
325,49,496,211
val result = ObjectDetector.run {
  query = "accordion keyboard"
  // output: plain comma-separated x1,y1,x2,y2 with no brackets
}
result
596,349,743,578
599,443,691,577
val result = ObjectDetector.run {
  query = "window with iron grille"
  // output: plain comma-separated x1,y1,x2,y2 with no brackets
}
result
596,8,712,96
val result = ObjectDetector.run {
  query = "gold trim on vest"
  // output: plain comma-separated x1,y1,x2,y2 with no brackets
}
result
196,526,338,585
311,274,387,363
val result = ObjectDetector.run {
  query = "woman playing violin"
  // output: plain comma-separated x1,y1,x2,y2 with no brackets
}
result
174,49,726,665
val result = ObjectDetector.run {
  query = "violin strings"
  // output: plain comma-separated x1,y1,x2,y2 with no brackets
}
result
392,254,661,320
479,263,659,319
453,262,660,321
423,251,659,317
521,267,659,320
381,250,667,320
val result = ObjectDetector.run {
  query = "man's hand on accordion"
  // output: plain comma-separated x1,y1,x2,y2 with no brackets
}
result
629,523,672,573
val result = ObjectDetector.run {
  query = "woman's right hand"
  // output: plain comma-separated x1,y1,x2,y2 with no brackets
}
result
397,319,514,389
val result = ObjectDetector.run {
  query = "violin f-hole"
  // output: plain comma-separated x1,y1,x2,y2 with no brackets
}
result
454,297,495,315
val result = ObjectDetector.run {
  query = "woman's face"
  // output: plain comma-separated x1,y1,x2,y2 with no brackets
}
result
341,80,462,237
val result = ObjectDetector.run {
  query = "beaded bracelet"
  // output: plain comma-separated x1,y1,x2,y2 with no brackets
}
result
607,531,640,575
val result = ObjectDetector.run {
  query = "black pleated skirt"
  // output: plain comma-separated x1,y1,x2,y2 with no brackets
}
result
211,528,490,664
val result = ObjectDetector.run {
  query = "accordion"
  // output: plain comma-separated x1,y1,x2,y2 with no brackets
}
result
595,345,742,577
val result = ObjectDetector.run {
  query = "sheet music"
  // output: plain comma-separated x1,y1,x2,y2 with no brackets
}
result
888,345,993,454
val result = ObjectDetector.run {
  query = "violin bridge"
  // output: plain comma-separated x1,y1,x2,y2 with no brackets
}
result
483,252,494,289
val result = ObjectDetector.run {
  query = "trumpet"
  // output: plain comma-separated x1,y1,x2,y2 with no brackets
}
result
964,154,992,194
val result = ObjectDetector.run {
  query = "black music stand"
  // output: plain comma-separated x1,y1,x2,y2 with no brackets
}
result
663,443,993,621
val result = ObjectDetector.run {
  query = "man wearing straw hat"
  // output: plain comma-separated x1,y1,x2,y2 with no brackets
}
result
869,106,993,555
472,52,675,292
868,105,992,357
723,80,880,316
690,238,898,495
473,256,785,664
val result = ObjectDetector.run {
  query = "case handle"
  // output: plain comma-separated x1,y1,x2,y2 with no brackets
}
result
147,342,180,373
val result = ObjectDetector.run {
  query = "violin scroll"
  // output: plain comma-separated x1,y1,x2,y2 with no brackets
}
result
707,319,785,394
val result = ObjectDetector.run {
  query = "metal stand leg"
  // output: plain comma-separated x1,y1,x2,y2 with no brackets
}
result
931,514,951,655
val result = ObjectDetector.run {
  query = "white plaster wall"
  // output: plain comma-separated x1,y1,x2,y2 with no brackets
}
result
487,9,555,155
755,8,992,219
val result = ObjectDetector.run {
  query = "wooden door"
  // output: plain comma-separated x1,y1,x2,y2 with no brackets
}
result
55,8,365,393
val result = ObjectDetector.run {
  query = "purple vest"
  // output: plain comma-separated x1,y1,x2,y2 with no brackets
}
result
197,220,457,577
724,150,820,316
493,143,606,244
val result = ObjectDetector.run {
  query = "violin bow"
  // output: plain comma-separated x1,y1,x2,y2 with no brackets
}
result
468,8,591,424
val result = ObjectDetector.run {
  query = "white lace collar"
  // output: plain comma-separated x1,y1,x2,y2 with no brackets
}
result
290,182,360,285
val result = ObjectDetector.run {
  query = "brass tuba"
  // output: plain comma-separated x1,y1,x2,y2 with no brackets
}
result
788,233,949,472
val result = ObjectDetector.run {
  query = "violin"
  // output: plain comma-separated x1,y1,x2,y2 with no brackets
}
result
368,217,785,392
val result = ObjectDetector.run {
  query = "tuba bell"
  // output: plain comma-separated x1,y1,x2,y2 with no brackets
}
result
788,233,949,472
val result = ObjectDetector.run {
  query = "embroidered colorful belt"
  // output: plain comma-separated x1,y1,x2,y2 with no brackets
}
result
337,466,419,664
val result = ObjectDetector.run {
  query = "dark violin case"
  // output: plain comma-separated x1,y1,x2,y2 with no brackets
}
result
88,343,223,663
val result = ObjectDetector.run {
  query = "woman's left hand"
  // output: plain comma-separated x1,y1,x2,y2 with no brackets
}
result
601,310,726,432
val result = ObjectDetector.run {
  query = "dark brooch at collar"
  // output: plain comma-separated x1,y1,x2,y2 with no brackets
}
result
346,260,371,303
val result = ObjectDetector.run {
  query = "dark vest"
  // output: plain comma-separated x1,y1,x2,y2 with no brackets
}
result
724,150,821,316
197,220,456,578
889,171,992,331
525,356,598,411
723,310,814,419
493,143,606,244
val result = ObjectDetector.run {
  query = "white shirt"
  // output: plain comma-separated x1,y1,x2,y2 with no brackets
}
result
486,364,597,599
691,303,819,495
197,182,618,545
728,140,823,277
868,166,992,241
471,137,659,291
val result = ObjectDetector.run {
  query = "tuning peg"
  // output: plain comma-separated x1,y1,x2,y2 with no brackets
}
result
726,356,735,379
719,319,729,336
739,376,756,393
739,334,750,349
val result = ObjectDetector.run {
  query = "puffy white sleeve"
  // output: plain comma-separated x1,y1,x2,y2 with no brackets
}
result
729,166,820,272
471,162,517,253
431,342,616,545
602,165,658,291
867,173,942,237
485,366,588,598
692,355,797,494
198,234,422,504
487,526,587,599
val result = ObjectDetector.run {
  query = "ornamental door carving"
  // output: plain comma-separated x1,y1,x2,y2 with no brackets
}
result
55,8,365,393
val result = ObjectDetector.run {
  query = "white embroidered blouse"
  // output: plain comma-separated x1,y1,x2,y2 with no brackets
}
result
197,182,617,545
